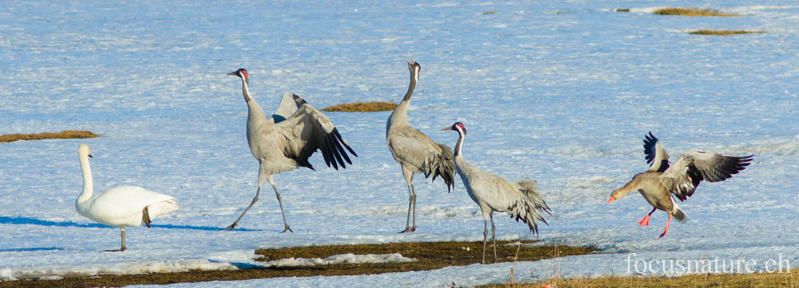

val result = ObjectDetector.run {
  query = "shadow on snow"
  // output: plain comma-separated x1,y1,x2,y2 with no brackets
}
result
0,216,253,231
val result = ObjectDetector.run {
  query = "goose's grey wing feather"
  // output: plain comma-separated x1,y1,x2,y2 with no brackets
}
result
644,132,669,172
660,151,753,201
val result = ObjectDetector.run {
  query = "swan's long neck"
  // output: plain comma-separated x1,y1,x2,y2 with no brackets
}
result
388,72,417,126
77,153,93,204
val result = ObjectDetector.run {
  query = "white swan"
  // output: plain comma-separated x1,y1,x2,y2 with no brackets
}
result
75,144,180,252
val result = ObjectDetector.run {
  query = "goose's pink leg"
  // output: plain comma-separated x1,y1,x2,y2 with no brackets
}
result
636,207,657,226
658,214,673,239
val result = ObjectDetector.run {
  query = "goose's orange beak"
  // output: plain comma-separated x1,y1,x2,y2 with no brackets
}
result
607,196,615,204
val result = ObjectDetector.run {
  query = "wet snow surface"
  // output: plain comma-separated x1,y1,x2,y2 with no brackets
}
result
1,0,798,287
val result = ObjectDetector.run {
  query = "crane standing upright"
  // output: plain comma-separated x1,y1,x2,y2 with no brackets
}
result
442,122,551,264
225,68,357,232
386,56,456,233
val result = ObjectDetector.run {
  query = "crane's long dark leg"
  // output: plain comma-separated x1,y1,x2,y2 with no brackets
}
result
224,164,267,231
400,166,416,233
106,226,127,252
224,185,259,231
269,175,292,233
482,217,488,264
490,213,497,263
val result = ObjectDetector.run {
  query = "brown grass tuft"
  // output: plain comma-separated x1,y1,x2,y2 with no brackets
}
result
690,30,765,35
0,241,596,288
653,7,737,17
0,130,99,143
321,101,397,112
616,8,631,12
483,268,799,288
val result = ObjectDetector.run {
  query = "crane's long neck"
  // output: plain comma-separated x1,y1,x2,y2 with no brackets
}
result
388,73,417,126
402,72,417,103
240,76,253,102
240,77,268,131
77,153,93,204
454,130,465,157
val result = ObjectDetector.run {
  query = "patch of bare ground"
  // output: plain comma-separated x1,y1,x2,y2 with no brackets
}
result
0,130,99,143
0,241,596,288
690,30,765,35
653,8,737,17
485,269,799,288
321,101,397,112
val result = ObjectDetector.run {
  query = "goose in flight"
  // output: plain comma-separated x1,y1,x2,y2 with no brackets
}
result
443,122,551,263
75,144,179,251
386,55,456,233
607,132,753,238
225,68,357,232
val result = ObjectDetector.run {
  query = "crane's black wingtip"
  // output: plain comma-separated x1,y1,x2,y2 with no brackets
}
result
333,129,358,157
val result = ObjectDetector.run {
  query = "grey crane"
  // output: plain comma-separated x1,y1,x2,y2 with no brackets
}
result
386,56,456,233
225,68,357,232
608,132,753,238
442,122,551,264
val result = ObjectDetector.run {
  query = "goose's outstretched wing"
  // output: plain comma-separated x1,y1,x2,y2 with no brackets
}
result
276,97,357,170
644,132,669,172
660,152,753,201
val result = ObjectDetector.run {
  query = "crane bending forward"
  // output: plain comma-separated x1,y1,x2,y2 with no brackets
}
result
226,68,357,232
443,122,551,264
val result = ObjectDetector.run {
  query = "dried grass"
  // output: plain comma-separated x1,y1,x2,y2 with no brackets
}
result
653,7,737,17
321,101,397,112
484,268,799,288
0,241,595,287
0,130,99,143
690,30,765,35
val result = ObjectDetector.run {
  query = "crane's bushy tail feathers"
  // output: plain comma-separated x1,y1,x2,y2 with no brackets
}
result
424,143,457,193
511,179,552,235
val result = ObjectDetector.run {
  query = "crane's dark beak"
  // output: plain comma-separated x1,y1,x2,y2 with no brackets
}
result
441,126,453,131
226,71,237,76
